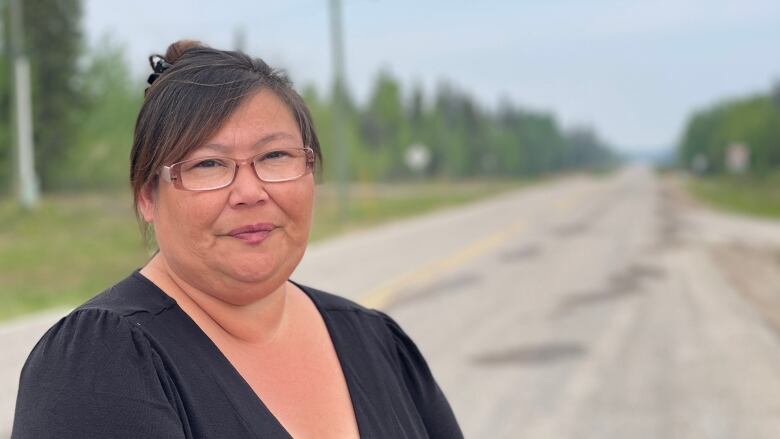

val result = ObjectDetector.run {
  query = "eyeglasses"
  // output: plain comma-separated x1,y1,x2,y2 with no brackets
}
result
160,147,315,191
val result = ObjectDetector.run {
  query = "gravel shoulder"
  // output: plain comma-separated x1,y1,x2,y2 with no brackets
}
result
663,173,780,337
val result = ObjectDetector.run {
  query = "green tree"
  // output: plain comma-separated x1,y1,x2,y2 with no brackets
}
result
678,90,780,175
1,2,13,193
564,126,615,169
360,71,409,179
307,71,617,181
56,37,141,189
23,0,83,190
0,44,10,192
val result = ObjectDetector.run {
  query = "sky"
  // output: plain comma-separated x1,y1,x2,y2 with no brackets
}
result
83,0,780,153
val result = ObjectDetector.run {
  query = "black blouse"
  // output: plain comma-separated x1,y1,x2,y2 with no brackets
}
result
12,272,463,438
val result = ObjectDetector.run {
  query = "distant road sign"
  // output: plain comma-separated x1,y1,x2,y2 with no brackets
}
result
405,143,431,173
726,142,749,174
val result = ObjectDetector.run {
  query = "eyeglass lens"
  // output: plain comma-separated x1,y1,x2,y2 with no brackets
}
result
177,148,310,190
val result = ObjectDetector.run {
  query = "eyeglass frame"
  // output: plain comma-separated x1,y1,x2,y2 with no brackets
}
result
159,147,316,191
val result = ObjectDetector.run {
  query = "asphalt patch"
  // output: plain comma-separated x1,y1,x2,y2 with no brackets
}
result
499,244,542,263
552,263,665,318
472,341,586,367
385,272,482,310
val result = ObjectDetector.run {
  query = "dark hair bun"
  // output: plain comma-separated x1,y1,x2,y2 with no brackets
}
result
164,40,207,64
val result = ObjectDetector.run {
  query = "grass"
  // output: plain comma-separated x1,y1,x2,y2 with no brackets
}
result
309,180,524,240
687,173,780,218
0,193,148,320
0,179,524,321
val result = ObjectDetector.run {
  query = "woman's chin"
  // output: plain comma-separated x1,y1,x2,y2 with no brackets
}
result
225,266,273,283
217,257,279,283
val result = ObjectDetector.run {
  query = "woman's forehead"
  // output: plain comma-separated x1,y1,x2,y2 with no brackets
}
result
207,91,299,139
199,132,300,154
160,89,304,165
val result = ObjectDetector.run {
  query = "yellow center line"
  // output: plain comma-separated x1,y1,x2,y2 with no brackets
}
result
359,220,527,309
359,185,594,309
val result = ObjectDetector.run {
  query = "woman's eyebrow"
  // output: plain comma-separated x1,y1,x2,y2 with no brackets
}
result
252,132,296,147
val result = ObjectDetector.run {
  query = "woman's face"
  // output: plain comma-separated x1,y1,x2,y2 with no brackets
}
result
139,89,314,303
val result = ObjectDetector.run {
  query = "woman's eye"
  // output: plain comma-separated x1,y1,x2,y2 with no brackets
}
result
263,150,290,160
194,159,225,168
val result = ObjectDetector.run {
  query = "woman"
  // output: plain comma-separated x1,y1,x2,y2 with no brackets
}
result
12,41,463,439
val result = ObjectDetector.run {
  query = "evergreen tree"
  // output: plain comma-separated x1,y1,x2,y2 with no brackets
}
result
678,90,780,175
23,0,83,190
0,32,10,191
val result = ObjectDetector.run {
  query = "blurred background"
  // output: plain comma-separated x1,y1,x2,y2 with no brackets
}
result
2,0,780,438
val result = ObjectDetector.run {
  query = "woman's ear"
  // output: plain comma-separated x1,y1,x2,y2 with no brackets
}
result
137,183,156,223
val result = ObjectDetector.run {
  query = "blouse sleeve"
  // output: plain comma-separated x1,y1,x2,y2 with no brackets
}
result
12,309,185,439
378,311,464,439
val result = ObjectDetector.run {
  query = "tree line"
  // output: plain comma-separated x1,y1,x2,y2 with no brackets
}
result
677,82,780,175
305,75,617,182
1,0,618,195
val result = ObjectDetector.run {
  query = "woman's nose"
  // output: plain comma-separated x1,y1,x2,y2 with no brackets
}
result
227,162,269,207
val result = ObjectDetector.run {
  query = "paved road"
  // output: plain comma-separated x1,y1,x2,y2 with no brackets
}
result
4,165,780,438
297,165,780,438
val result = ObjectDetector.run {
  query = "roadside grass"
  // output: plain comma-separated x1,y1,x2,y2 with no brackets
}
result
0,179,524,321
0,193,147,320
309,180,525,239
687,173,780,218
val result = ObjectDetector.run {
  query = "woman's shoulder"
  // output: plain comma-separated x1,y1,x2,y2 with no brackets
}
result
26,273,166,370
293,281,397,327
78,271,176,318
22,272,175,390
293,281,420,352
14,277,184,438
35,271,181,345
294,282,371,312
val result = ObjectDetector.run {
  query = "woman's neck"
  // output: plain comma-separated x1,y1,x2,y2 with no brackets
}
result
140,253,290,347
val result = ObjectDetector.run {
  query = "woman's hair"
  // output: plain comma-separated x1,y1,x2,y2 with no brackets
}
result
129,40,322,236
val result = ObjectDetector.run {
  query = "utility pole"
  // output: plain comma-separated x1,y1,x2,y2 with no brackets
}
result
233,26,247,52
328,0,349,220
8,0,39,208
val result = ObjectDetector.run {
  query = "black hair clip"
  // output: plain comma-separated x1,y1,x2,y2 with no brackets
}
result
147,55,172,85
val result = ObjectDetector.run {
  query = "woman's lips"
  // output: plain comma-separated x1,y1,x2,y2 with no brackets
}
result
231,230,272,244
227,223,277,244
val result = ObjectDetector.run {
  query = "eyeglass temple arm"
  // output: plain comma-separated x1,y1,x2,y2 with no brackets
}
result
160,165,176,183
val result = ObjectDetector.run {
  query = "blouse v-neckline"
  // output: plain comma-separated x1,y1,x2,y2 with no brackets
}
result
134,273,365,439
